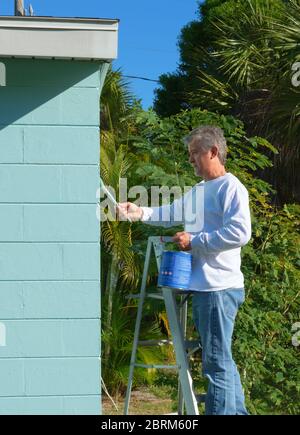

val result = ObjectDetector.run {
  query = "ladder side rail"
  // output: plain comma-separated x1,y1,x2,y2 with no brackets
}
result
124,238,153,415
177,294,189,415
162,287,199,415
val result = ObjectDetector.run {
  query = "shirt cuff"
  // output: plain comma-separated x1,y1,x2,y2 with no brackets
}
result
140,207,153,222
190,232,205,250
190,234,196,245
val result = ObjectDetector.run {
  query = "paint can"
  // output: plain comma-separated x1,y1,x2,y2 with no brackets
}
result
158,251,192,290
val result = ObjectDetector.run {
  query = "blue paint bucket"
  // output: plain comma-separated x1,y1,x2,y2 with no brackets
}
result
158,251,192,290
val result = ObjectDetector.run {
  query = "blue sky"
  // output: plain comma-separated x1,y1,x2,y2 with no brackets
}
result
1,0,200,108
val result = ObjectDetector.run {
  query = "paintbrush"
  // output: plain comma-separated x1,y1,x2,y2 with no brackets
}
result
100,178,132,223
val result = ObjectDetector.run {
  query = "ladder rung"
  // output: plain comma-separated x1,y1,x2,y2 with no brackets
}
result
175,290,196,295
125,293,164,300
196,394,206,403
134,363,178,369
147,292,164,300
138,339,173,347
126,291,195,301
185,340,201,349
159,236,173,243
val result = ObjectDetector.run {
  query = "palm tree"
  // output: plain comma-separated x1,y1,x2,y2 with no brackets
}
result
100,70,167,394
187,0,300,203
101,141,139,354
100,68,140,362
100,67,134,133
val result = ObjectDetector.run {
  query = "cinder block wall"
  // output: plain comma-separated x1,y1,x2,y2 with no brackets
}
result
0,59,102,414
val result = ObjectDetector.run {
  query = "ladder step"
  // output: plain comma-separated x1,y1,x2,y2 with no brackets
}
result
134,363,178,369
126,293,164,300
138,339,173,346
196,394,206,403
126,294,141,299
137,339,201,353
185,340,201,349
147,292,164,300
126,291,194,301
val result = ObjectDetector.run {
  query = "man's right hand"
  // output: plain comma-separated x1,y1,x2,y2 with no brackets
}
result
118,202,143,222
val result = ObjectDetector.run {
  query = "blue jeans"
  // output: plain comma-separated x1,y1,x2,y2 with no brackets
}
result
192,288,248,415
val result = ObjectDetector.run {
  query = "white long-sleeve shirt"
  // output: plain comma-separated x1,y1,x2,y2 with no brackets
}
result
141,172,252,292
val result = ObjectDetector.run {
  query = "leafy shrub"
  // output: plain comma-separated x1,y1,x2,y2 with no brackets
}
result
103,107,299,414
127,108,300,414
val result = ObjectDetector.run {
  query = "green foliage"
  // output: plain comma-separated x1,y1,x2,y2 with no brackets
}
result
102,293,164,395
101,142,140,289
100,66,137,132
101,68,299,413
125,107,300,414
129,108,277,206
153,0,300,203
154,0,285,114
100,69,145,384
153,73,189,118
237,203,300,414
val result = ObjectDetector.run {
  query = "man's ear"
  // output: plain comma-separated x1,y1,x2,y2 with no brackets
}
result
211,145,219,159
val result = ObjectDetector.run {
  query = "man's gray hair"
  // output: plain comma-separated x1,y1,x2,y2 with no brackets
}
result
183,126,228,165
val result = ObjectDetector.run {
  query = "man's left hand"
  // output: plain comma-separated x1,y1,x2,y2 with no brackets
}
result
173,232,192,251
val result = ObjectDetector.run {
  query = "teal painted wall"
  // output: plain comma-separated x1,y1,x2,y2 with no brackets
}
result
0,58,104,415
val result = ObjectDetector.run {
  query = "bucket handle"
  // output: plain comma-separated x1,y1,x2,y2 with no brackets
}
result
160,236,173,243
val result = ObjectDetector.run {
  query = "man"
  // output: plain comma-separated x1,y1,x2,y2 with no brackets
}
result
119,126,251,415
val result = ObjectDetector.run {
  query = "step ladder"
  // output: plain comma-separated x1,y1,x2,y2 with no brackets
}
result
124,236,204,415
